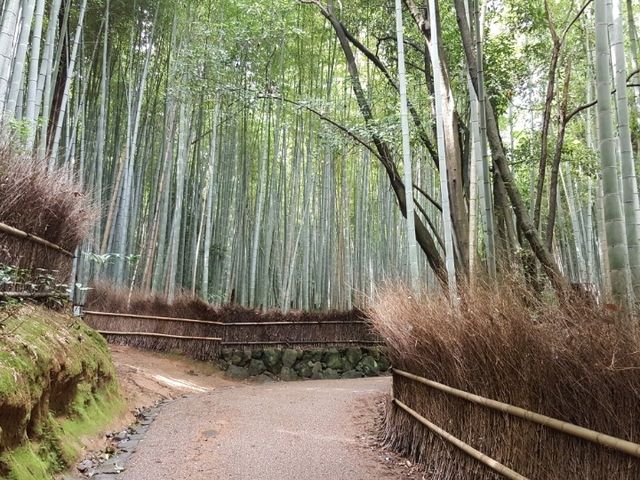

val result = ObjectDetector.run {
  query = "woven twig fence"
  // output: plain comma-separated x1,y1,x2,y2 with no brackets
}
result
391,368,640,479
0,222,74,297
84,309,382,356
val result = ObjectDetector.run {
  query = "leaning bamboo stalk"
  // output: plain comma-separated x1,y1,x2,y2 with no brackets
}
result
84,310,224,326
393,368,640,458
393,398,528,480
97,330,221,341
0,222,74,257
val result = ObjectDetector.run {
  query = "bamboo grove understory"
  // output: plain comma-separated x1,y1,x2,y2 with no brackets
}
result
1,0,640,312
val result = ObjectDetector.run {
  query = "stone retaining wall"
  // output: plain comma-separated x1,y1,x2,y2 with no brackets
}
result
218,346,390,381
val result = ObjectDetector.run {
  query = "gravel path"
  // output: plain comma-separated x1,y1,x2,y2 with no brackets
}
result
120,377,410,480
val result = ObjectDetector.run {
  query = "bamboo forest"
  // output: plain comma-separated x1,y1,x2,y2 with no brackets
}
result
2,0,638,310
3,0,640,478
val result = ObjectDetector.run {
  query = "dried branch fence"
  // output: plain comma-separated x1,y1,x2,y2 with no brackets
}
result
391,368,640,479
83,309,382,360
0,221,75,298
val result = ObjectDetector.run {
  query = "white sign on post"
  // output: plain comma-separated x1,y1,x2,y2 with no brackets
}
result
73,305,83,317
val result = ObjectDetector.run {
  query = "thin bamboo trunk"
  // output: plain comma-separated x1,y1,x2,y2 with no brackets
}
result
395,0,420,290
594,0,633,308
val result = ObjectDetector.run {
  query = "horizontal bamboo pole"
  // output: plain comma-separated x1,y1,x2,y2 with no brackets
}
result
223,320,369,326
97,330,222,341
221,340,383,346
393,368,640,458
84,310,224,326
393,399,528,480
0,222,73,257
0,291,62,298
85,311,370,327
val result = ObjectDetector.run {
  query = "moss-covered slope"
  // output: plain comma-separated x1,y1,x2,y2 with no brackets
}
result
0,305,124,479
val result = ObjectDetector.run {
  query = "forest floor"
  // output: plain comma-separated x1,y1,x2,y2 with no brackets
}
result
78,346,420,480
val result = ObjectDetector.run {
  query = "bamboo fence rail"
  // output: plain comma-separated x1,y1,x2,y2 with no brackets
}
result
392,368,640,459
84,310,224,326
84,310,368,327
393,398,528,480
96,330,222,341
0,222,73,257
221,340,383,346
0,291,65,298
222,320,369,326
84,311,381,348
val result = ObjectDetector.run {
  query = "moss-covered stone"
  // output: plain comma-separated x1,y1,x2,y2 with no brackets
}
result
280,367,298,381
322,348,339,363
311,362,324,380
377,355,391,372
217,346,389,381
345,347,363,366
310,350,323,363
229,350,245,366
221,348,234,362
262,349,282,373
282,349,298,368
242,348,253,363
226,365,249,380
324,368,340,379
359,356,379,376
324,351,343,370
298,362,313,378
248,359,266,377
365,347,382,361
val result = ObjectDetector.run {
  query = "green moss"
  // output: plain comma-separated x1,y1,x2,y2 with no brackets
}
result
3,445,50,480
0,306,124,479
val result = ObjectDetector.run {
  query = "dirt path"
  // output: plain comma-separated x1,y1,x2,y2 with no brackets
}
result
110,345,232,415
118,376,413,480
71,346,417,479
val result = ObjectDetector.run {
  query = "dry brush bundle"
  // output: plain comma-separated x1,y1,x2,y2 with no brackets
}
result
102,333,221,360
85,281,220,320
368,283,640,479
85,313,223,339
0,140,96,280
86,282,379,346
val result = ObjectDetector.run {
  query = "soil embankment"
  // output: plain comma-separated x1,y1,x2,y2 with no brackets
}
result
0,305,122,479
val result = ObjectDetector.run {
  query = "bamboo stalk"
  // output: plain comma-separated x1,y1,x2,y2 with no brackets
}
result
393,368,640,458
221,340,383,346
97,330,221,341
222,320,370,326
84,311,368,327
393,398,528,480
84,310,224,326
0,291,63,298
0,222,73,257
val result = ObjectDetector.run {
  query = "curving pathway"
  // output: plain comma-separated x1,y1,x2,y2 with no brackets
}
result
119,377,413,480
